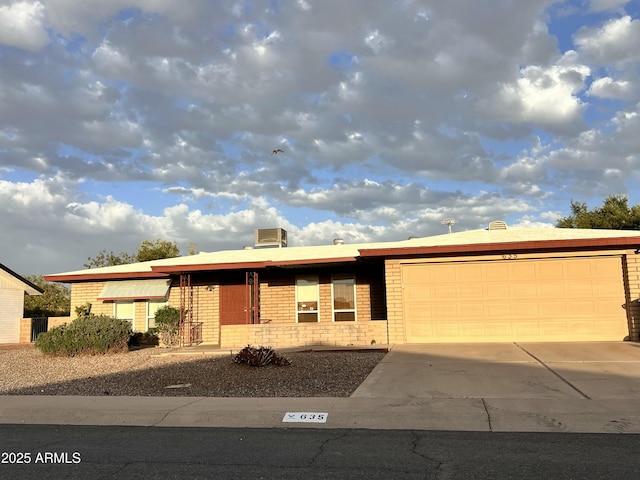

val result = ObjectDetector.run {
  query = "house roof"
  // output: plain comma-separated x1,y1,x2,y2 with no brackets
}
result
44,227,640,283
360,227,640,257
0,263,44,295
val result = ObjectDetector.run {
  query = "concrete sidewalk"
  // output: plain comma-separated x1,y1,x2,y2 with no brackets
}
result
2,395,640,433
2,342,640,433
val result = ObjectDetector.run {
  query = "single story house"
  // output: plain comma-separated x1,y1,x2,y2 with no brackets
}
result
1,263,43,343
44,225,640,348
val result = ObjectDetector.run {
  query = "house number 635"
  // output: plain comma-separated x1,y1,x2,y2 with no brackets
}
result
502,254,518,260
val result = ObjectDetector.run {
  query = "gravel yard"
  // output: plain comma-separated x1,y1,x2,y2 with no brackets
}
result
0,344,386,397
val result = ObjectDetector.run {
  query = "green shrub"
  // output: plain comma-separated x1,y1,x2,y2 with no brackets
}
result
35,314,132,356
154,305,181,347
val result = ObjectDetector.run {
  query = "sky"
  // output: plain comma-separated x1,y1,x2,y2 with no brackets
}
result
1,0,640,276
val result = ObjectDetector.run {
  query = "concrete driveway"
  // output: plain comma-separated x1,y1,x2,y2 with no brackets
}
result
352,342,640,400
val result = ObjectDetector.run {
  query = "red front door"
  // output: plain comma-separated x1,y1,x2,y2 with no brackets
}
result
219,281,248,325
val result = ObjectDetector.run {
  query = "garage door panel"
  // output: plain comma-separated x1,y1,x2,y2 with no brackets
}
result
540,321,569,336
512,322,540,336
404,285,431,302
565,282,595,296
484,283,511,299
484,264,509,280
536,282,566,297
537,262,565,279
402,256,628,343
511,284,538,297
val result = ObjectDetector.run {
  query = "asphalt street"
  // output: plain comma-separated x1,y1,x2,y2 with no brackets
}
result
2,424,640,479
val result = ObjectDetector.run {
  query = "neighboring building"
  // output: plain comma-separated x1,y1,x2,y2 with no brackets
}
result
0,263,43,343
44,225,640,348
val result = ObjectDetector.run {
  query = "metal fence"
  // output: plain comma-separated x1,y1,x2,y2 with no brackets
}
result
30,317,48,342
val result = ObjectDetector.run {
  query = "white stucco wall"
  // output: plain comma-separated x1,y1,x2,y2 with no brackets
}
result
0,287,23,343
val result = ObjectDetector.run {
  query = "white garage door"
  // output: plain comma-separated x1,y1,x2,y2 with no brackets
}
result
402,256,629,343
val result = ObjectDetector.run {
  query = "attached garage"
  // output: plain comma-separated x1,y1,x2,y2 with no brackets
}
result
360,226,640,345
402,255,629,343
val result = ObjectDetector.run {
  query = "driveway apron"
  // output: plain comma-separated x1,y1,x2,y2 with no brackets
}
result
351,342,640,400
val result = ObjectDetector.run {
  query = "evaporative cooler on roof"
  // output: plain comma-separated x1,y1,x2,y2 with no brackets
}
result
254,228,287,248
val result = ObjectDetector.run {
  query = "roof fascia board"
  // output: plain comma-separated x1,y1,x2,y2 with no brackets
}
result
44,272,169,283
359,237,640,258
151,257,358,274
151,261,271,273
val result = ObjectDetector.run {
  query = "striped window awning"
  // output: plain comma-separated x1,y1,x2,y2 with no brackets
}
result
98,279,171,301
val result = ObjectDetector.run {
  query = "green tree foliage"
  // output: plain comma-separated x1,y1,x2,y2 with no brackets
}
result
556,195,640,230
84,249,137,269
23,275,70,317
84,238,181,268
136,239,181,262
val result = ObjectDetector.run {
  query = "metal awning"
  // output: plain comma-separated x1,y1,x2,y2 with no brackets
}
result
97,279,171,301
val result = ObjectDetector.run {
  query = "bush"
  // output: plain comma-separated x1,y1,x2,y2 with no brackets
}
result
35,314,133,356
232,345,291,367
154,305,181,347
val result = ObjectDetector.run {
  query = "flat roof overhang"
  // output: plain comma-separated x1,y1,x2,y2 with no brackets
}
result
150,257,358,274
358,237,640,258
44,271,169,283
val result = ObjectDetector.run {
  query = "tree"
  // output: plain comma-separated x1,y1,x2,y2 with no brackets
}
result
136,239,180,262
556,195,640,230
84,239,181,268
23,275,71,317
84,249,137,269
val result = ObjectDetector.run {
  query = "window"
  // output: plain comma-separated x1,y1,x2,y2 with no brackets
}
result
296,275,319,323
113,301,134,323
147,300,167,330
332,276,356,321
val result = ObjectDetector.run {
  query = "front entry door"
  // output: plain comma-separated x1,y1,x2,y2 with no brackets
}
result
219,272,260,325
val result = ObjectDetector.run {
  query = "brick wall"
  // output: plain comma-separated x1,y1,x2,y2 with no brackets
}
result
0,287,22,343
18,316,71,343
259,276,294,324
384,259,405,343
71,282,109,316
221,320,388,349
258,270,383,325
175,283,220,344
18,318,31,343
625,251,640,341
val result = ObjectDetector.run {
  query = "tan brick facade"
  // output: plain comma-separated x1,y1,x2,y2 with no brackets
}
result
39,245,640,347
221,321,388,349
384,259,405,344
625,250,640,341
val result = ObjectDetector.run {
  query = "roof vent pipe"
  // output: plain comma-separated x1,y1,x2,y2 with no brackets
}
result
333,238,344,245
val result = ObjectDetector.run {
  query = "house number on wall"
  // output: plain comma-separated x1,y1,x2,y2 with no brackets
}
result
502,253,518,260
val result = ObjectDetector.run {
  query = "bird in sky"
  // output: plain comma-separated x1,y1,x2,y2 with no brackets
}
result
271,148,284,155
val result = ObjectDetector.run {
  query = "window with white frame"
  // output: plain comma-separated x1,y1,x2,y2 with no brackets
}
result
147,299,167,330
332,275,356,321
296,275,319,323
113,301,134,324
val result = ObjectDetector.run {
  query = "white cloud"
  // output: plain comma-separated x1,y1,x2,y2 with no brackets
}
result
479,62,590,133
588,76,636,99
574,15,640,64
0,1,49,50
1,1,640,275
